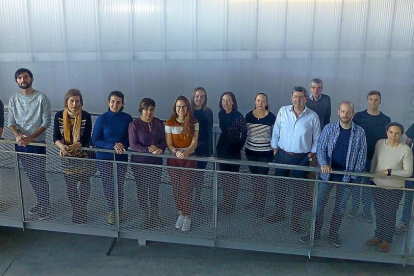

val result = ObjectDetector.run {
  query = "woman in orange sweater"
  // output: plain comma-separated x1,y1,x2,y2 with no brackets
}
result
165,95,199,232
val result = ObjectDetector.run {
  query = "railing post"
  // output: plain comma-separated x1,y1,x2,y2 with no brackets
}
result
213,161,218,245
308,171,320,258
113,160,120,231
403,180,414,265
14,151,26,229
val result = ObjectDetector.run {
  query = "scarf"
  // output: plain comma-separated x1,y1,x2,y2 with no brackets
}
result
63,108,82,145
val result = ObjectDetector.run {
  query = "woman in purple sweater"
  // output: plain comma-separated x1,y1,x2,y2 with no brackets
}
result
129,98,167,229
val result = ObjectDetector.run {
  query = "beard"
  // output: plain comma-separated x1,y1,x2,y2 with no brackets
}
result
18,80,33,89
339,117,352,124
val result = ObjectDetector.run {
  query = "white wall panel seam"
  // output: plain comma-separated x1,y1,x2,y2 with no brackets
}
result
25,0,34,61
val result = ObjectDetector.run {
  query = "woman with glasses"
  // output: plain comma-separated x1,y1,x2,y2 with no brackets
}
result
165,95,199,232
216,92,247,214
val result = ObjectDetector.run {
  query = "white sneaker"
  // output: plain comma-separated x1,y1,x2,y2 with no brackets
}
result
175,215,184,229
395,222,408,235
182,217,191,232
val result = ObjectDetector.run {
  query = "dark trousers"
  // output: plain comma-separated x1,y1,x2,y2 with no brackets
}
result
15,144,50,208
218,153,241,211
194,145,209,203
373,188,403,243
97,161,127,212
245,149,273,212
273,150,309,221
132,165,162,211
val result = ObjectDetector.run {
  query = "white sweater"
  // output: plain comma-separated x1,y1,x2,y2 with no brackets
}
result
371,139,413,188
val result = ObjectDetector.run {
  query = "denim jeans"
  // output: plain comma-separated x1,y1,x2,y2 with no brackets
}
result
15,144,50,208
351,159,373,214
97,161,127,212
315,174,353,237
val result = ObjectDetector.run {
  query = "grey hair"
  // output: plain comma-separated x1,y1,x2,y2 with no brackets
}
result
309,78,323,89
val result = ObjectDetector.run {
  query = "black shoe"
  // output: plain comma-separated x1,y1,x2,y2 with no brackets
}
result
29,204,42,215
299,234,320,244
266,213,286,224
38,207,50,220
329,234,342,248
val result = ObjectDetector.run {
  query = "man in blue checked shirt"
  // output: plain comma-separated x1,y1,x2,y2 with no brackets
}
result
300,101,367,248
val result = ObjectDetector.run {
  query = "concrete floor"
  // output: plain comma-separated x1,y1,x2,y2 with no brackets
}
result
0,227,413,276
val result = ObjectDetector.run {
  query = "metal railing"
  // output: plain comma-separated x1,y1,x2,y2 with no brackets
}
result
0,138,414,266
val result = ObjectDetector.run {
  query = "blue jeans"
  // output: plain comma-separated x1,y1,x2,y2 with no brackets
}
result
401,180,414,225
315,174,353,237
351,159,372,213
97,161,127,212
15,144,50,208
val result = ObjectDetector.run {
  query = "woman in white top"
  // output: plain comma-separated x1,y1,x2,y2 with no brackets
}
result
366,122,413,253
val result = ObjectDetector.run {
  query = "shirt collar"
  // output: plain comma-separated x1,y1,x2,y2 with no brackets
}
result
309,94,322,101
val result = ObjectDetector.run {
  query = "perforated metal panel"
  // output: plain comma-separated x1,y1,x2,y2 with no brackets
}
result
0,152,21,221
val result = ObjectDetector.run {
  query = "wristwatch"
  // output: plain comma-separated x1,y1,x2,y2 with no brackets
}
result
387,169,392,176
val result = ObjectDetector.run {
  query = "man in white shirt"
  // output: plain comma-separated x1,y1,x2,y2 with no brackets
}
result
267,86,321,234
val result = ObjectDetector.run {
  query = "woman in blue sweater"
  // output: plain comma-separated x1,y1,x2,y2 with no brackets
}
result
92,91,133,225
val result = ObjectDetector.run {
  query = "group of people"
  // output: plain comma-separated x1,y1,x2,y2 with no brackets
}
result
1,69,414,252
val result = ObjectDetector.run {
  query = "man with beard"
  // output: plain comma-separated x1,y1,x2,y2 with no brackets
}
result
8,68,51,220
300,101,366,248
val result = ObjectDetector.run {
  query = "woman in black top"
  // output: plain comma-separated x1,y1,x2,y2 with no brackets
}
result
216,92,247,214
53,89,93,224
245,93,276,217
191,87,213,212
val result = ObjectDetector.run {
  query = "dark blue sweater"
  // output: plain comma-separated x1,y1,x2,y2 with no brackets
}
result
92,111,132,161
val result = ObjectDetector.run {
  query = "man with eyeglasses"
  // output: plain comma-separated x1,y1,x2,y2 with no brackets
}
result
306,78,331,130
267,86,321,234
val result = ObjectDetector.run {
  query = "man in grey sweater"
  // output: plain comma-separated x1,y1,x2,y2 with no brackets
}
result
8,68,51,220
306,78,331,130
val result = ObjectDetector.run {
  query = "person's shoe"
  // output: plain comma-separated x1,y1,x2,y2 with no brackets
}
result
244,201,257,210
150,211,165,228
378,241,391,253
107,212,115,225
266,213,286,224
175,215,185,229
329,234,342,248
365,236,381,246
38,207,50,221
181,217,191,232
299,234,320,244
347,206,358,218
362,211,373,224
29,204,42,215
395,222,408,235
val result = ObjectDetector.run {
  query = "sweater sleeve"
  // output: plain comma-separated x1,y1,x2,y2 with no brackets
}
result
52,112,62,143
370,141,380,173
92,116,115,149
391,146,413,177
79,112,92,147
156,119,167,152
207,108,214,156
40,94,52,129
128,120,149,153
0,100,4,129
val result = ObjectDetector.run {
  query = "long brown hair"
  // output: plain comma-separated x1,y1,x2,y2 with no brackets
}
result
190,87,207,110
169,95,197,136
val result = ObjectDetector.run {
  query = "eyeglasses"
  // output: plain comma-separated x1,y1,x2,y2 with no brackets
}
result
292,95,306,100
176,105,187,110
